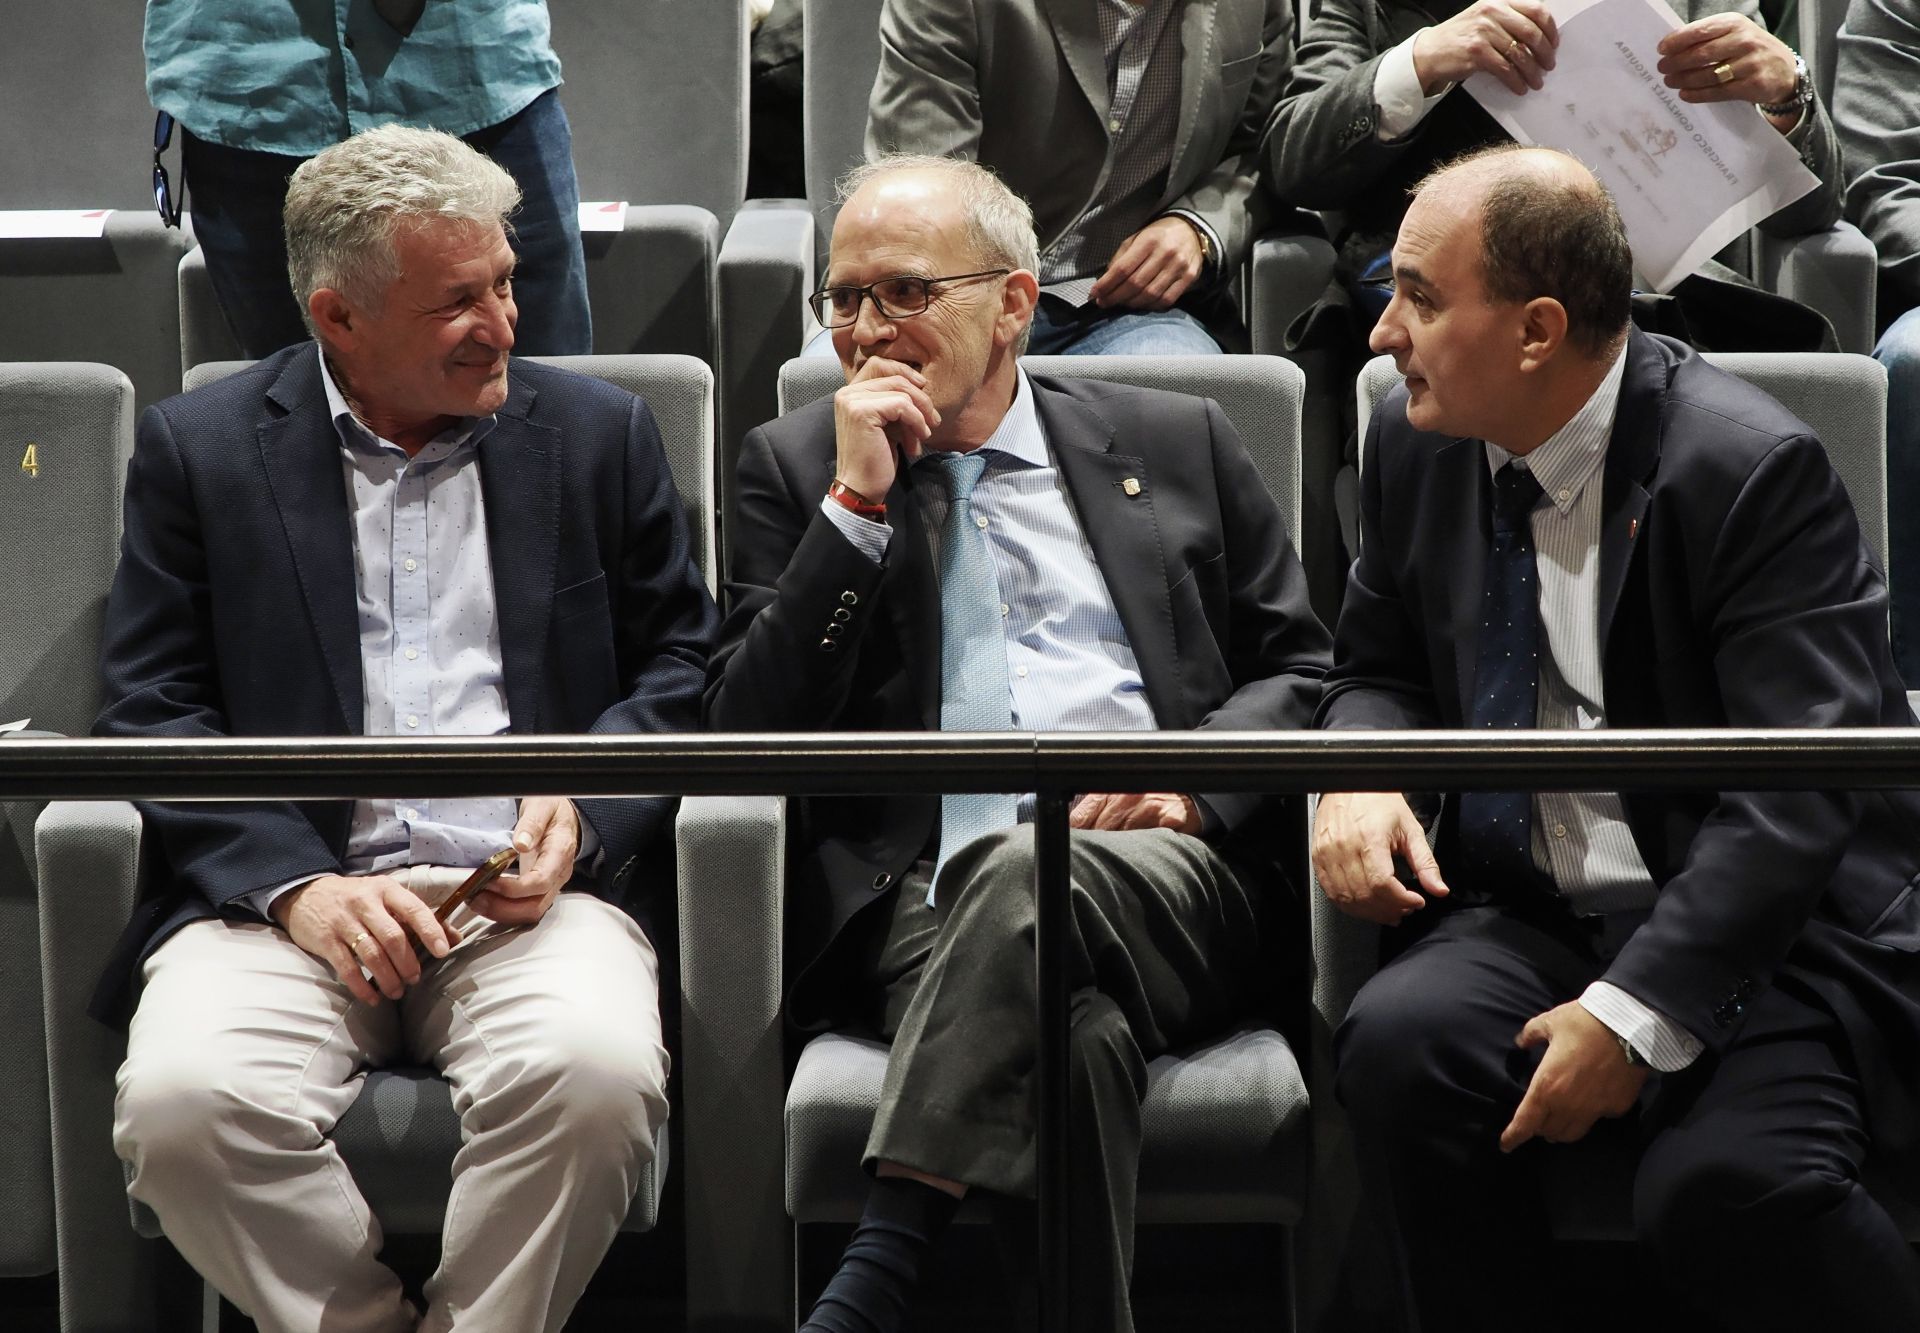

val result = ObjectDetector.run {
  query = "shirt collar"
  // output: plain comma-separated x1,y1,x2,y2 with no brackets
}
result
916,365,1049,477
317,351,496,458
1485,343,1629,514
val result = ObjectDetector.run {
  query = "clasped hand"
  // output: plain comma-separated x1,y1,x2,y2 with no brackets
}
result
272,795,581,1005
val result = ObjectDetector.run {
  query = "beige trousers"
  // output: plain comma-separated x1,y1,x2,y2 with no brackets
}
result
113,880,667,1333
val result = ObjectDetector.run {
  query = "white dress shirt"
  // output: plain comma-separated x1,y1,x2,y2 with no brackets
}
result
1487,346,1705,1072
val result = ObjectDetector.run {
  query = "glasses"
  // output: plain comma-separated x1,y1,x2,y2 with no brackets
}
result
152,111,183,228
807,269,1010,329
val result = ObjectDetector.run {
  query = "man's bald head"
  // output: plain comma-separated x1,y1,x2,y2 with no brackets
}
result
836,154,1040,280
1414,145,1633,359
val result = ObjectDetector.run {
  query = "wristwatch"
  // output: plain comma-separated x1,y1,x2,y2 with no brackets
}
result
1757,53,1814,118
827,478,888,522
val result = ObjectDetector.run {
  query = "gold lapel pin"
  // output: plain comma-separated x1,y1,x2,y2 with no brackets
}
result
1629,518,1639,539
1121,477,1142,497
19,443,39,478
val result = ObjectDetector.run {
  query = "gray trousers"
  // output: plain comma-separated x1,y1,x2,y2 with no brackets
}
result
853,824,1269,1333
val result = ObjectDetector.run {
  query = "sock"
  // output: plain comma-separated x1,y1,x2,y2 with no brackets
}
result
801,1174,963,1333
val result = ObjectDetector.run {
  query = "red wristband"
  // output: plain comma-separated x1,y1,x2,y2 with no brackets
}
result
828,479,888,521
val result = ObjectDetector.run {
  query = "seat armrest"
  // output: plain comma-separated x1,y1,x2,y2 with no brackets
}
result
1753,221,1880,355
1248,220,1337,357
36,800,163,1331
677,793,791,1331
718,202,816,559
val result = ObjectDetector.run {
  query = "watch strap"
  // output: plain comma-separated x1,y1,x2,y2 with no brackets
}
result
1757,53,1813,116
828,479,888,521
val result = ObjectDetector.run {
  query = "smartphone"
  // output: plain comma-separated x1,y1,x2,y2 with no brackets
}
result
435,846,519,926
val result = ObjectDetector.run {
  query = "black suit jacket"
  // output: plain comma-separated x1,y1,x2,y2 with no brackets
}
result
93,344,718,1021
708,373,1332,1026
1320,330,1920,1136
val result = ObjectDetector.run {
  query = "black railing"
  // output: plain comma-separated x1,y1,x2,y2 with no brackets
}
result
9,727,1920,1331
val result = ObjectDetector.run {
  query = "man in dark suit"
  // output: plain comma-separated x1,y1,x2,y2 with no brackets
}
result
708,154,1330,1333
867,0,1293,354
97,125,716,1333
1316,144,1920,1331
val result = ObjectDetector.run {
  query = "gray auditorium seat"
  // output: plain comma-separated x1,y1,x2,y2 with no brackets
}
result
1356,350,1890,572
0,213,192,411
38,353,714,1331
681,354,1314,1329
1,365,132,1300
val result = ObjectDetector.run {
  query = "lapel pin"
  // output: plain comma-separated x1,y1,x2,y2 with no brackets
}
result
1121,477,1142,497
1629,518,1639,539
18,443,38,478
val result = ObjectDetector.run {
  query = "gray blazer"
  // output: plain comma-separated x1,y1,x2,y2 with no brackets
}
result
1835,0,1920,319
1262,0,1845,258
866,0,1294,278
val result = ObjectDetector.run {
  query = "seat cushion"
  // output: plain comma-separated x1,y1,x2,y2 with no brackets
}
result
333,1066,667,1235
785,1027,1308,1227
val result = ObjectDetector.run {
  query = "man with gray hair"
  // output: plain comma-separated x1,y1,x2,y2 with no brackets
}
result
96,123,717,1333
708,154,1330,1332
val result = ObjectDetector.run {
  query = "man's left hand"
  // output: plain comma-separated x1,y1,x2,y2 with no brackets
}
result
1657,13,1802,128
472,796,581,926
1089,217,1208,311
1499,1001,1650,1153
1070,792,1203,834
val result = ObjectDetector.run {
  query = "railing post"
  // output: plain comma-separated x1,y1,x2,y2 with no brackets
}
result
1035,792,1071,1331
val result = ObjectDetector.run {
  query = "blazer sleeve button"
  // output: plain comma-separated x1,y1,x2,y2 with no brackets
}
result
841,591,860,606
819,638,838,652
872,872,892,891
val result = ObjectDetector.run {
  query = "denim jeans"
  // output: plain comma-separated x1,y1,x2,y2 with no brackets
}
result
182,88,591,358
1879,306,1920,686
1026,294,1223,355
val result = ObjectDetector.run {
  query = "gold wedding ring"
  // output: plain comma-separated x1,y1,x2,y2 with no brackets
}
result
349,931,371,952
1714,60,1736,85
1506,39,1523,61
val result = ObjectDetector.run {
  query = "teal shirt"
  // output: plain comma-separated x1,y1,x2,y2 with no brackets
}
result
144,0,562,157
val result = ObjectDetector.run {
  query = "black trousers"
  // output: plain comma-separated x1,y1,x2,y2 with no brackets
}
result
849,825,1268,1333
1335,905,1920,1333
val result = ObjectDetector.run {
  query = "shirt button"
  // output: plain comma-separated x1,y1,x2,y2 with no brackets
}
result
1557,488,1571,502
975,514,989,529
405,714,419,729
1553,823,1568,839
401,807,417,821
1109,117,1122,133
1015,665,1029,678
404,647,419,661
404,558,418,573
1000,603,1010,617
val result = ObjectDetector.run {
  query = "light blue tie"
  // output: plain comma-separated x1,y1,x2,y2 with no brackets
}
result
928,451,1019,906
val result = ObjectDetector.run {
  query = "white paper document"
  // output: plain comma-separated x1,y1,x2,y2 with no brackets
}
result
1465,0,1819,291
0,719,31,735
0,210,114,240
578,200,628,232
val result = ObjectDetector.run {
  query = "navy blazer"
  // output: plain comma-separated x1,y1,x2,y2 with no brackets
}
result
1320,330,1920,1137
708,374,1332,1026
93,344,718,1021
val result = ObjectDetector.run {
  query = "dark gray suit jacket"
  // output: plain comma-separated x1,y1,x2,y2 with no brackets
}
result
867,0,1294,278
708,373,1332,1025
93,344,719,1020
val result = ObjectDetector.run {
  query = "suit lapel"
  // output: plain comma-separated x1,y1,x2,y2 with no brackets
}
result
1035,385,1185,725
1596,332,1667,662
477,374,564,735
258,350,363,733
1169,0,1220,192
883,468,942,731
1042,0,1113,123
1436,437,1491,724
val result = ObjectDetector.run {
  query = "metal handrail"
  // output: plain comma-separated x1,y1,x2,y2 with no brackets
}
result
6,727,1920,800
14,726,1919,1330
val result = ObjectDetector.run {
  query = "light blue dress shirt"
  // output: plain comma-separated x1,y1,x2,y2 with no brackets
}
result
823,368,1162,821
249,354,595,917
145,0,562,157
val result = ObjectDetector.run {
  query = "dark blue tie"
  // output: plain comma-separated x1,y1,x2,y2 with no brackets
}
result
1457,463,1546,889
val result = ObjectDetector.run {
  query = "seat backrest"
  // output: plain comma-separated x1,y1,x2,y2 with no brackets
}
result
778,354,1306,545
802,0,889,256
185,355,717,593
0,361,134,1279
1354,351,1891,572
182,204,721,370
0,214,192,412
547,2,749,224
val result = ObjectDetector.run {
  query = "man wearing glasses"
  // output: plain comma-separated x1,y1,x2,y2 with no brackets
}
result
707,154,1331,1333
